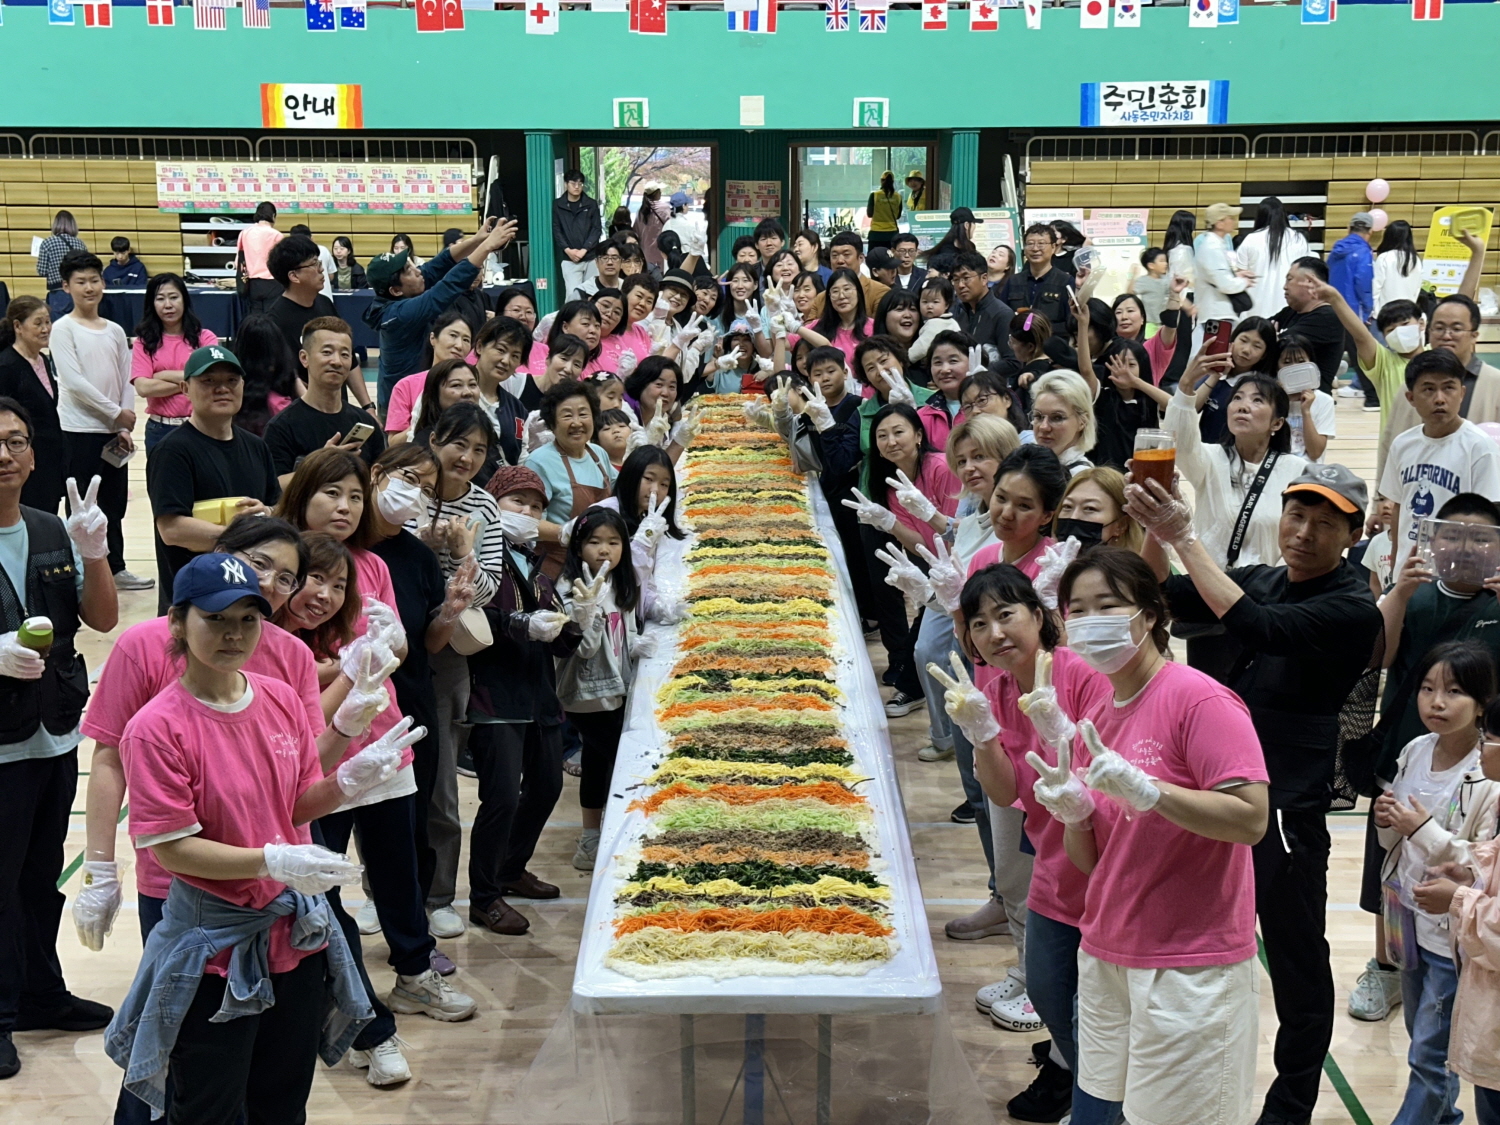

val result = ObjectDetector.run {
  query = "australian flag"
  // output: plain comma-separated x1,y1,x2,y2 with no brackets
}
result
306,0,336,29
824,0,848,29
339,0,365,27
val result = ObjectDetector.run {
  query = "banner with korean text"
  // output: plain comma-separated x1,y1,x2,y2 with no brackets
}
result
1080,80,1229,127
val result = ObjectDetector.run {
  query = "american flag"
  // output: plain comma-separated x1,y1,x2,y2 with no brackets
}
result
243,0,270,27
193,0,226,29
338,0,366,27
147,0,175,24
824,0,847,28
857,6,884,29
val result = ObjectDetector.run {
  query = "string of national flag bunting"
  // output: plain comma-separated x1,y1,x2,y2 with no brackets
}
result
5,0,1451,33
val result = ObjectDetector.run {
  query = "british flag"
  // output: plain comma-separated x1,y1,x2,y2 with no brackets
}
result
243,0,270,27
824,0,848,29
857,6,884,29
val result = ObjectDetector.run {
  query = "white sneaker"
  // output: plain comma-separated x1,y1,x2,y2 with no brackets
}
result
388,968,477,1022
917,743,955,762
356,899,380,936
427,905,465,939
1336,385,1363,399
975,967,1026,1013
348,1034,412,1086
573,829,600,872
1348,957,1403,1021
113,569,155,591
990,991,1045,1033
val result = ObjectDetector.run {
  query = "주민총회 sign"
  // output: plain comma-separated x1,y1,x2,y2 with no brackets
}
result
1080,80,1229,127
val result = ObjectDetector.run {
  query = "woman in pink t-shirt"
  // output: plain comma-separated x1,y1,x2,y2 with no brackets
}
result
1042,547,1269,1125
797,268,874,371
384,308,474,441
118,549,413,1121
236,202,285,315
596,273,659,376
130,274,220,454
965,444,1069,582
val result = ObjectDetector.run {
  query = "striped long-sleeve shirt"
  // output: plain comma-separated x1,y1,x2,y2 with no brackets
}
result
407,481,505,607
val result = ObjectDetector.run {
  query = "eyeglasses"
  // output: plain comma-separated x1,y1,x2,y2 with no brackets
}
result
1430,323,1474,339
1023,240,1053,250
1030,411,1072,428
0,435,31,454
293,260,322,274
242,552,300,596
966,392,996,410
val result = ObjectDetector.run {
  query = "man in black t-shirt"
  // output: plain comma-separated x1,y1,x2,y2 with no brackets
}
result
265,233,349,388
263,316,386,484
1274,256,1346,395
146,345,280,611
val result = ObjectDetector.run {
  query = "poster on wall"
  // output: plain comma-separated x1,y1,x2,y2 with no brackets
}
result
190,163,229,212
260,163,298,207
1024,207,1085,227
156,163,192,212
366,164,402,213
724,179,782,223
1084,208,1149,301
225,164,263,212
434,165,473,213
296,164,334,213
332,165,368,213
970,208,1018,260
1423,205,1494,295
152,161,471,214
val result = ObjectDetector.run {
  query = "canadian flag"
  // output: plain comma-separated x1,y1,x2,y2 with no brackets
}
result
1079,0,1106,26
82,0,112,25
147,0,174,23
1022,0,1039,27
922,0,946,27
969,0,996,29
525,0,557,31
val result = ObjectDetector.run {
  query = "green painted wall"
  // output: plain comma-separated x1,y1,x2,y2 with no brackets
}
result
0,5,1493,130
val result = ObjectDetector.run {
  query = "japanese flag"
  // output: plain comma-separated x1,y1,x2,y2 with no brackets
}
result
922,0,946,28
1022,0,1040,27
1080,0,1106,27
1188,0,1216,25
1113,0,1138,24
525,0,557,32
970,0,997,29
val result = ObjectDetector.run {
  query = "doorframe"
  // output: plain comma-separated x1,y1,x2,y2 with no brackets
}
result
567,136,720,240
788,139,938,232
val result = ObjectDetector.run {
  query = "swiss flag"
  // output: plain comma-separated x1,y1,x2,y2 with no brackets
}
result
416,0,443,30
969,0,996,29
630,0,665,33
922,0,945,27
525,0,558,32
1079,0,1106,26
147,0,174,23
442,0,463,28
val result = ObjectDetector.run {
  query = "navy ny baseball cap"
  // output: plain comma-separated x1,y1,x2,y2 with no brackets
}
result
172,552,272,615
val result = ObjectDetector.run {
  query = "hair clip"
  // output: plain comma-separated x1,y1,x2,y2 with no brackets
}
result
1022,313,1035,332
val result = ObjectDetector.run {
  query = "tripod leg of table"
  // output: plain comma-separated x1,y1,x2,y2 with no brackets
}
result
681,1014,696,1125
744,1013,765,1125
817,1015,832,1125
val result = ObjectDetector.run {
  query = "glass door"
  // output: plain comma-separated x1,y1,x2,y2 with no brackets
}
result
791,143,934,240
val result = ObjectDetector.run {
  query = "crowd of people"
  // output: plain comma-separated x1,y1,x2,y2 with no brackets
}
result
1,177,1500,1125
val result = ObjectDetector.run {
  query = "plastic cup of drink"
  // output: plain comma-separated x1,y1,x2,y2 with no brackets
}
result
1132,430,1176,494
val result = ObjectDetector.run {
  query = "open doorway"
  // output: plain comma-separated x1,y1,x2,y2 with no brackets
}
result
792,143,935,241
573,143,714,252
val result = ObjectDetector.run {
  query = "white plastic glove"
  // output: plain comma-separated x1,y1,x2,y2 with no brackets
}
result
498,509,540,548
768,312,789,340
337,631,394,687
1123,480,1196,550
669,408,699,447
0,630,46,680
362,595,406,653
523,410,554,452
754,355,775,374
683,229,708,258
967,345,985,377
73,860,122,951
913,537,964,615
334,715,423,797
882,367,916,408
65,476,109,561
644,411,672,448
743,301,764,334
840,487,897,533
332,643,398,739
712,352,740,373
651,596,690,624
743,399,774,429
634,489,672,553
1033,537,1082,611
652,295,674,321
672,321,700,351
261,841,363,895
1081,719,1161,811
781,309,803,336
763,288,783,317
532,311,556,343
436,555,479,627
769,385,792,424
616,349,639,379
927,651,1002,746
1017,650,1077,746
567,561,611,634
633,633,659,661
803,383,836,432
1024,736,1096,827
693,326,717,356
526,608,569,641
886,469,938,523
873,543,932,614
557,517,576,549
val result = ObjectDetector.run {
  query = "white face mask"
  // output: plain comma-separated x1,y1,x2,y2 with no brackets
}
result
376,477,426,526
1388,323,1424,354
1067,611,1145,675
498,509,540,548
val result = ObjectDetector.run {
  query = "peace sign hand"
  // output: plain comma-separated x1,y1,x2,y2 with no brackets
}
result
568,560,611,633
873,543,932,615
967,345,985,377
1023,734,1096,827
65,476,109,561
1017,650,1077,744
803,381,836,432
1081,720,1161,811
332,642,397,739
913,536,964,613
886,468,938,523
633,488,671,552
926,651,1001,745
1033,537,1081,611
882,367,916,408
841,487,897,533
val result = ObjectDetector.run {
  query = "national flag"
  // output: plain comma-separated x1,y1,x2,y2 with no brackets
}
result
337,0,365,27
82,0,111,25
1300,0,1329,23
971,0,998,29
193,0,225,28
727,0,776,32
525,0,556,31
48,0,75,25
1079,0,1106,26
243,0,270,26
1216,0,1237,23
1114,0,1139,24
1413,0,1439,18
921,0,945,28
824,0,847,27
442,0,463,26
629,0,665,32
416,0,442,28
857,7,884,30
1188,0,1215,25
147,0,175,23
1022,0,1039,26
306,0,335,28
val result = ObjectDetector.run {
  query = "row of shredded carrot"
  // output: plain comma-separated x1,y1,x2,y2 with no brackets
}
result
633,781,866,815
613,905,892,938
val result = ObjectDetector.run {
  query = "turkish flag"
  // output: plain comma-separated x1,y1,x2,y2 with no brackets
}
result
442,0,463,27
922,1,945,28
416,0,443,30
630,0,665,33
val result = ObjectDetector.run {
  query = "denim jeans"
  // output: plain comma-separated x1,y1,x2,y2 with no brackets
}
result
1476,1084,1500,1125
1068,1088,1126,1125
1024,909,1081,1072
913,608,957,752
1394,944,1461,1125
144,418,180,457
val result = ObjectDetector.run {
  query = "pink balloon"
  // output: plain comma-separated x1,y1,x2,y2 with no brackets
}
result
1478,422,1500,447
1369,208,1389,232
1366,178,1391,204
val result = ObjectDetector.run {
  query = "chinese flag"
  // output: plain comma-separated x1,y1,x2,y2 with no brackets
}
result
630,0,665,33
416,0,443,30
442,0,463,27
922,0,945,28
1413,0,1439,18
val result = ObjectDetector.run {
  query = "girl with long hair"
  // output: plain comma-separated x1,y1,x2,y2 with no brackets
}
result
383,308,474,441
1375,219,1425,311
1237,196,1309,319
866,170,904,248
132,274,218,454
230,313,300,437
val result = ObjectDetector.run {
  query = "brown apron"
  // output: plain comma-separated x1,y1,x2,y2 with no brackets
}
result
540,445,612,579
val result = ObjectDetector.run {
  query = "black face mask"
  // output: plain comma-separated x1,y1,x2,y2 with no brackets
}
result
1053,517,1106,548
